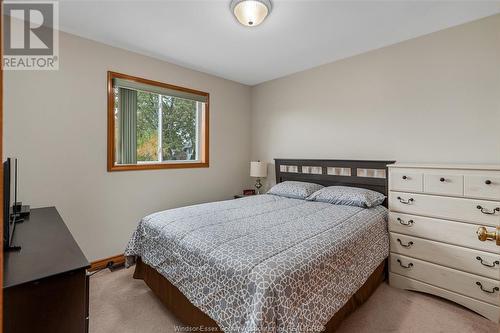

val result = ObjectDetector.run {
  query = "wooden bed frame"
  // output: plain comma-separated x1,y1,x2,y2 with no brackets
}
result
133,159,395,332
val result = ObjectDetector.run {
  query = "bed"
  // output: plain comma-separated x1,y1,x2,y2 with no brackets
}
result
125,159,395,332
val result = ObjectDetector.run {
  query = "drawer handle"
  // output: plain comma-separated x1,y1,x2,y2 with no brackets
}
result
476,256,500,268
440,177,446,182
397,217,414,226
397,197,414,205
402,175,408,180
485,180,492,185
397,238,414,248
476,205,500,215
475,282,499,294
396,259,413,269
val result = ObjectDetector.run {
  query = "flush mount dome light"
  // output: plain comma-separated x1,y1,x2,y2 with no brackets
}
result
230,0,272,27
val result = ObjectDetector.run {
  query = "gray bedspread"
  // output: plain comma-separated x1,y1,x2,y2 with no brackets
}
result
125,194,389,333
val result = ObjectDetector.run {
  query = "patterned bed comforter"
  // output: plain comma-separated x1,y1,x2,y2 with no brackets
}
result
125,194,389,333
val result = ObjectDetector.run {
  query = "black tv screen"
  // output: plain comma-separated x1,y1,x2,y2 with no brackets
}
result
3,158,16,249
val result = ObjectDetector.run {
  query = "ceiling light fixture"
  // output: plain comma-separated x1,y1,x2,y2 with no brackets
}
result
230,0,272,27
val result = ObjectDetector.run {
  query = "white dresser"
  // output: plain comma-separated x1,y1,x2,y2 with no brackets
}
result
388,163,500,322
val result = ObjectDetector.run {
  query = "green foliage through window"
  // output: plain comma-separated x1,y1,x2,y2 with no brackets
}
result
128,90,199,162
162,96,197,161
137,91,159,161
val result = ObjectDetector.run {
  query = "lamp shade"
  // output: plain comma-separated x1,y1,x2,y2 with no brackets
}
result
250,161,267,178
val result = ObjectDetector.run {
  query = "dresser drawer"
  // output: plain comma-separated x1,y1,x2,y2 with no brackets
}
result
389,191,500,227
390,233,500,280
389,273,499,322
389,212,499,254
424,173,463,197
390,254,500,305
389,170,423,193
465,175,500,201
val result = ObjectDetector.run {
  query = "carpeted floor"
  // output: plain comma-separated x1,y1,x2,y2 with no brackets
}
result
89,267,498,333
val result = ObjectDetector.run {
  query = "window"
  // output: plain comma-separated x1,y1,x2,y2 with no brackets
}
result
107,71,209,171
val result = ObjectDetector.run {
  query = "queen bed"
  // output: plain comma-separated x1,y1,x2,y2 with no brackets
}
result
125,159,395,332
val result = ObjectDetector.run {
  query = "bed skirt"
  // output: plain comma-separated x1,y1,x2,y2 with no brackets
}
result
133,258,386,333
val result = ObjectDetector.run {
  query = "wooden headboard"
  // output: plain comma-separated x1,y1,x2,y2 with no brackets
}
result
275,159,396,204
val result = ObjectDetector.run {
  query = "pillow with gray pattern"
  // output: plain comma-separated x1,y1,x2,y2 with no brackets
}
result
306,186,386,208
267,181,324,200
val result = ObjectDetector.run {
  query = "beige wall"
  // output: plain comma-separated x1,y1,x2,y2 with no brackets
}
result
251,14,500,185
4,31,252,261
5,14,500,261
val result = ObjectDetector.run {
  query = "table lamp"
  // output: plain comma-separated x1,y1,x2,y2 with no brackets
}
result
250,161,267,194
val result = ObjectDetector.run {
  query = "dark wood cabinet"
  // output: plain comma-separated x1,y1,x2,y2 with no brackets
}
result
3,207,90,333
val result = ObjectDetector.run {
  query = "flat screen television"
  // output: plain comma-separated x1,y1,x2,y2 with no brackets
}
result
4,157,19,250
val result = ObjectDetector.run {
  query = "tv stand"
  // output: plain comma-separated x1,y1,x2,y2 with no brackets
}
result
3,207,90,333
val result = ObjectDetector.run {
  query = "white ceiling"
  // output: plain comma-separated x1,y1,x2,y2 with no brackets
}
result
56,0,500,85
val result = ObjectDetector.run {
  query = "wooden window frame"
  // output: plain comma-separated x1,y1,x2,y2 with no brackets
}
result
107,71,209,172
